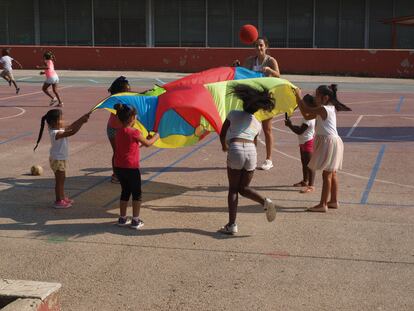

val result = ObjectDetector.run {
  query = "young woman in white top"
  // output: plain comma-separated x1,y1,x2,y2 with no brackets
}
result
0,48,22,94
233,37,280,171
34,109,90,209
219,84,278,234
285,94,316,193
295,85,351,212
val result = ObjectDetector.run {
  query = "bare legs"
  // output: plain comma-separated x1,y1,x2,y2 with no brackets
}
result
307,170,339,212
54,170,66,201
43,83,63,105
227,168,265,224
299,150,315,193
261,118,273,161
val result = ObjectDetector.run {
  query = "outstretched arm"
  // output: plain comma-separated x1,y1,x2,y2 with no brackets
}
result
13,59,23,69
294,89,326,120
137,132,159,147
220,119,230,151
56,112,91,139
285,119,309,135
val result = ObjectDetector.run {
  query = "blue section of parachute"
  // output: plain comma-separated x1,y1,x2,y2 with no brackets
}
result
157,110,194,138
234,67,264,80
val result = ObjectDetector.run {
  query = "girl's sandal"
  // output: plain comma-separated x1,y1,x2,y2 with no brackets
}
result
300,186,315,194
307,205,328,213
293,181,308,187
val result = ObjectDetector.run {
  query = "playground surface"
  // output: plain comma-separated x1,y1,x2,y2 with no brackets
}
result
0,70,413,310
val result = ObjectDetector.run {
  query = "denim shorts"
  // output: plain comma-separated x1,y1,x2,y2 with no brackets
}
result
227,142,257,171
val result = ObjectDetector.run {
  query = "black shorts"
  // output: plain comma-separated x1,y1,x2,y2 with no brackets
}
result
114,167,142,201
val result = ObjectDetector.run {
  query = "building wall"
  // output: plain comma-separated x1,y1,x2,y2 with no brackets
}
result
7,45,414,78
0,0,413,49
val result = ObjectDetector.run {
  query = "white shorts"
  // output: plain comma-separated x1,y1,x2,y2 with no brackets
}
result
45,75,59,85
1,69,13,80
227,142,257,171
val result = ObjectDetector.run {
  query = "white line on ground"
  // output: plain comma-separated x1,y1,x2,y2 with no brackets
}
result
88,79,99,83
155,78,166,85
16,77,32,81
0,107,26,120
257,137,414,189
346,115,364,137
0,86,72,102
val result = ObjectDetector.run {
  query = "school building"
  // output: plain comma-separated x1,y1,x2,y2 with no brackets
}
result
1,0,413,49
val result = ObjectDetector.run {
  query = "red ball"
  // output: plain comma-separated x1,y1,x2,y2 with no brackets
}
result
239,24,259,45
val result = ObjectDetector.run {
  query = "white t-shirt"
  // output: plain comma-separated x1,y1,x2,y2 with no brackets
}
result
49,129,68,160
0,56,13,71
315,105,339,136
297,117,315,144
226,110,262,141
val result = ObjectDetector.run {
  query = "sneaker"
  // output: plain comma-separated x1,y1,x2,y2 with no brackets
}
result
50,97,58,106
15,87,20,94
56,102,64,107
130,218,144,229
117,216,131,227
259,159,273,170
53,200,72,209
219,223,238,235
264,198,276,222
64,197,74,204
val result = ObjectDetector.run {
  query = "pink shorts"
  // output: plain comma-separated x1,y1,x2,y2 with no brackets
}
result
299,138,314,153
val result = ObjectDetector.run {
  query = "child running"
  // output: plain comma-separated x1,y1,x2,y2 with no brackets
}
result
36,51,63,107
34,109,91,208
0,48,22,94
285,94,316,193
295,85,351,212
113,103,159,229
219,84,277,235
107,76,131,184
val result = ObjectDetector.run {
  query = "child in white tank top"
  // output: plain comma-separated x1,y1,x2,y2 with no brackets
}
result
295,85,351,212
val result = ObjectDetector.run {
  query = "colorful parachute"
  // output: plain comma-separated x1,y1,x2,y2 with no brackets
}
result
93,67,297,148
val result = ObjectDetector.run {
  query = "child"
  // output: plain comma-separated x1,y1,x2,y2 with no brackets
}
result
113,103,159,229
0,48,22,94
34,109,91,208
295,85,351,212
107,76,131,184
219,84,278,234
36,51,63,107
285,94,316,193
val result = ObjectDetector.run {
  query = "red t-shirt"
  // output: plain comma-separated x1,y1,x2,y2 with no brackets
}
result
114,127,141,168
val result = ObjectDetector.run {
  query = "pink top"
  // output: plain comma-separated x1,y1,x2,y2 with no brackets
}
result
45,60,57,78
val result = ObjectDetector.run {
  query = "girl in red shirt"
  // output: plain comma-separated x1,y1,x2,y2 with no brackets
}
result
113,103,159,229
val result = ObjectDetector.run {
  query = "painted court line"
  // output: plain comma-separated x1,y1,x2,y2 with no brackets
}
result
346,115,363,137
16,77,32,81
155,78,166,85
360,144,386,205
395,96,405,112
103,135,218,208
0,107,26,120
0,86,72,102
0,132,32,145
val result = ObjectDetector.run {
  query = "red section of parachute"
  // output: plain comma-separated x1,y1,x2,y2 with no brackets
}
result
154,85,223,134
163,67,236,91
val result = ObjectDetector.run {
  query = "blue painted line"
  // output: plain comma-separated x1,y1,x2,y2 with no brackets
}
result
71,148,164,199
360,144,386,204
103,135,218,208
395,96,404,112
0,132,32,145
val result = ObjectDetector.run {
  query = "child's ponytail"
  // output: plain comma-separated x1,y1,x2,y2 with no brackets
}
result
34,109,62,151
317,84,351,112
114,103,136,125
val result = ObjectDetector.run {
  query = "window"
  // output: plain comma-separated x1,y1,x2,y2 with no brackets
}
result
394,0,414,48
154,0,179,46
181,0,205,47
94,0,119,46
263,0,287,47
67,0,93,45
39,0,65,45
233,0,258,47
369,0,392,48
340,0,365,48
208,0,232,47
315,0,340,48
120,0,146,46
288,0,313,47
8,0,34,44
